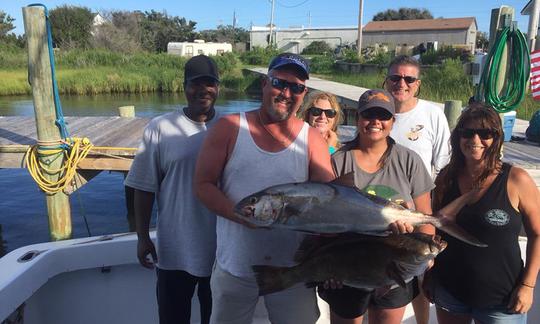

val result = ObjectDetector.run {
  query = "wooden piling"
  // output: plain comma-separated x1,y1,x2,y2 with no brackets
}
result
23,6,72,241
118,106,135,117
444,100,462,130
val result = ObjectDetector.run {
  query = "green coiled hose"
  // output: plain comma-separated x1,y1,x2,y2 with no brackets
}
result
474,26,530,113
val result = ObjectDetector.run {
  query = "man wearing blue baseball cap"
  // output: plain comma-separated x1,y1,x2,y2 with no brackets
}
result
194,53,334,323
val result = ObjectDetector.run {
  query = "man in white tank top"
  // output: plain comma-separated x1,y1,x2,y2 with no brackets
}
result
194,53,335,324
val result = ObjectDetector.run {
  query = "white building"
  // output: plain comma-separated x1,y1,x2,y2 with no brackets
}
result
249,25,358,53
167,40,232,57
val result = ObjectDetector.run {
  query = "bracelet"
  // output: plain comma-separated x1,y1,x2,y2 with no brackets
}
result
521,282,535,289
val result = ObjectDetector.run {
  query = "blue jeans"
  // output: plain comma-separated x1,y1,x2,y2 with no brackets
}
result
432,278,527,324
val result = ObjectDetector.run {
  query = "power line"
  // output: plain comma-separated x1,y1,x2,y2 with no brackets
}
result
276,0,310,8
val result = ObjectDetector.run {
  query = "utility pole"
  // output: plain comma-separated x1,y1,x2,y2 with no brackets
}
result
308,11,311,28
269,0,275,46
526,0,540,50
233,10,237,47
357,0,364,58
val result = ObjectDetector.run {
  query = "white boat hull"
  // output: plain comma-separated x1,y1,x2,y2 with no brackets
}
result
0,233,537,324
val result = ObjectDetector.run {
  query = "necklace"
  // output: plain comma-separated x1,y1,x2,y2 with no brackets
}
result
258,110,291,145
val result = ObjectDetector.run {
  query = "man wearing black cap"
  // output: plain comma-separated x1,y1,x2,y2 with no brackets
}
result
194,53,334,323
125,54,220,324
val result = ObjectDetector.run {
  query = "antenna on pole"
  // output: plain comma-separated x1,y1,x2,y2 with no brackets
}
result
308,11,311,28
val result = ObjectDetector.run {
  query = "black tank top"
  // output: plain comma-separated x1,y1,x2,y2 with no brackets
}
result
433,163,524,308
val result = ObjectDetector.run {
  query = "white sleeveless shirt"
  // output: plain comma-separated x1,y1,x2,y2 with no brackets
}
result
217,112,310,277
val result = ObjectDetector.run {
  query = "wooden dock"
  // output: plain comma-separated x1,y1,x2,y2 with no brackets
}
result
0,116,150,171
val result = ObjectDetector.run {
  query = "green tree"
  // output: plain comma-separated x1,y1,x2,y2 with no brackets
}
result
302,41,332,55
0,11,15,37
50,5,94,49
92,10,142,52
373,8,433,21
140,10,197,52
198,25,249,44
476,31,489,51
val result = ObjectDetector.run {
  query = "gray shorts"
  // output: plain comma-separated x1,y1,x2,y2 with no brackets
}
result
209,262,320,324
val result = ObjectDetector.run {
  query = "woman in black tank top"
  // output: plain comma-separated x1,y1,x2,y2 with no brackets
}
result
425,103,540,324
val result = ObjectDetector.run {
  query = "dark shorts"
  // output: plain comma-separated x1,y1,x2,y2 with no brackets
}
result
318,277,419,319
156,268,212,324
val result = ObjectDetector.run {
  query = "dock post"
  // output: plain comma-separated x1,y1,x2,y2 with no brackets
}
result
118,105,135,118
23,6,72,241
444,100,462,130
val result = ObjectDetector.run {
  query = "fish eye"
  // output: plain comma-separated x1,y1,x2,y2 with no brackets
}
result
249,196,258,204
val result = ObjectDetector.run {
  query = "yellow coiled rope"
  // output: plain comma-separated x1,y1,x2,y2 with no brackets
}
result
25,137,94,194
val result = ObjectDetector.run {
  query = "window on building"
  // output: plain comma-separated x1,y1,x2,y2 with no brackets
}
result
198,49,204,54
217,49,225,55
186,46,193,57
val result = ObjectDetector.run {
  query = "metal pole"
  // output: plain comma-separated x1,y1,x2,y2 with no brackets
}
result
527,0,540,50
357,0,364,58
269,0,275,46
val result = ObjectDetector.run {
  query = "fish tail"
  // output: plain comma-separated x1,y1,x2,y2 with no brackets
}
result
252,265,298,295
438,217,488,248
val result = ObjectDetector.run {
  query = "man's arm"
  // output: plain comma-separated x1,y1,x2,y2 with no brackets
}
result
307,127,336,182
194,115,244,223
134,188,157,269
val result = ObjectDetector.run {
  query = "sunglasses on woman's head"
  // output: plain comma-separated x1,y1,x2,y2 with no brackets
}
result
386,75,418,84
308,107,337,118
359,109,393,121
269,77,306,94
457,128,496,140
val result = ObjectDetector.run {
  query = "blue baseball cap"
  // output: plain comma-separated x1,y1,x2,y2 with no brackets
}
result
268,53,310,80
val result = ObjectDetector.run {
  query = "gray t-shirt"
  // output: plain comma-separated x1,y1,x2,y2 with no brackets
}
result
124,108,217,277
332,142,434,205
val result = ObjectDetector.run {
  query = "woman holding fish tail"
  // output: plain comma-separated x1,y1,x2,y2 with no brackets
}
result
319,89,436,324
425,103,540,324
299,91,344,154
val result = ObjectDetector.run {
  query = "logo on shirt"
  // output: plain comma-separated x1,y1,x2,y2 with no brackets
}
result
363,184,400,201
407,125,424,141
484,209,510,226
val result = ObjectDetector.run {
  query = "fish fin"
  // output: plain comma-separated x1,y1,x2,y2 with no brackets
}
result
437,216,488,248
386,262,407,288
331,172,356,187
252,265,297,296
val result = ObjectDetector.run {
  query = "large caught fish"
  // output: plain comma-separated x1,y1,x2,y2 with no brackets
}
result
234,180,487,247
253,232,446,295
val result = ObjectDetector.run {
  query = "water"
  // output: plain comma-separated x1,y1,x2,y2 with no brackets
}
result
0,93,261,253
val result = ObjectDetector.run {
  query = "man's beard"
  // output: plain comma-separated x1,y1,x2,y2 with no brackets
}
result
268,94,293,121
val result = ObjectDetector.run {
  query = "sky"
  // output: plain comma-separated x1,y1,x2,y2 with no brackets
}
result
2,0,534,36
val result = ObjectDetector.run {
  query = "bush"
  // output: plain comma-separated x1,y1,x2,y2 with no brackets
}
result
366,51,392,66
421,46,473,65
302,41,332,55
309,55,334,74
422,58,474,101
239,46,279,65
212,52,240,75
342,49,363,63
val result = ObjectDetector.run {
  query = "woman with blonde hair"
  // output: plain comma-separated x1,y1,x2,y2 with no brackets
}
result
300,91,343,154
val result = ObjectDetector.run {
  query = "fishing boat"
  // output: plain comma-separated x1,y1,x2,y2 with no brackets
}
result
0,232,537,324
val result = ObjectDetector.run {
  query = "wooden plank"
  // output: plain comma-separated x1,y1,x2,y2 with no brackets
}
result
77,156,133,171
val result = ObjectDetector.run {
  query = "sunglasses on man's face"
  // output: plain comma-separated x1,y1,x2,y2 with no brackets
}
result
269,77,306,95
308,107,337,118
457,128,497,140
386,75,418,84
359,109,393,121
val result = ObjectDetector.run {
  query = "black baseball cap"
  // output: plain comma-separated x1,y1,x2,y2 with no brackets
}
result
357,89,395,115
268,53,310,80
184,55,220,83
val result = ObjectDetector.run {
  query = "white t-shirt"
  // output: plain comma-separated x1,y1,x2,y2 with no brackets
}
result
390,99,451,177
125,108,218,277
